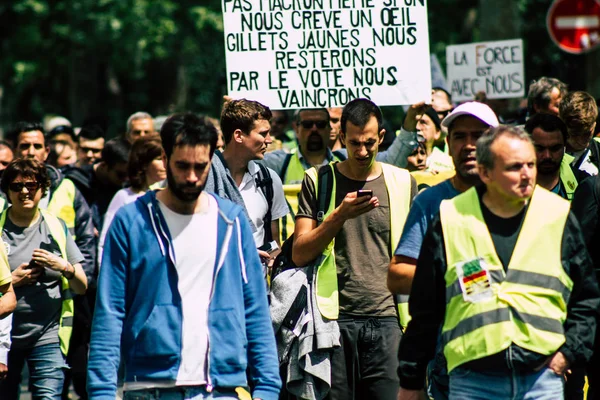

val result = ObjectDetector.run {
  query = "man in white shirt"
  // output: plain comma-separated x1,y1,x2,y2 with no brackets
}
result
206,99,289,262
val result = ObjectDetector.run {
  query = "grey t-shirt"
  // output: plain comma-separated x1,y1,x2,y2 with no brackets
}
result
297,164,417,317
3,214,84,349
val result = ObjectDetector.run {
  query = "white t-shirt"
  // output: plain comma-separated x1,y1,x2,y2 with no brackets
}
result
240,162,289,246
571,148,599,176
124,193,218,390
98,187,145,264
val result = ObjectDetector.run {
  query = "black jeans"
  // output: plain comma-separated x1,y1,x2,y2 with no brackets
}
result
587,326,600,400
564,366,585,400
62,291,95,400
327,316,401,400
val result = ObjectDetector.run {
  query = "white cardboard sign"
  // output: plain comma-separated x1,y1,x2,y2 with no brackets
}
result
446,39,525,102
222,0,432,109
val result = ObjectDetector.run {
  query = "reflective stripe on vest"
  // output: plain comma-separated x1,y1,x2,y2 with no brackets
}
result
439,186,572,372
306,163,412,321
47,179,77,239
559,153,577,200
0,209,74,356
280,150,344,240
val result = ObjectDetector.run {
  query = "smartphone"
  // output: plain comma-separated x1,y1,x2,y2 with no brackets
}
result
258,240,280,255
357,189,373,199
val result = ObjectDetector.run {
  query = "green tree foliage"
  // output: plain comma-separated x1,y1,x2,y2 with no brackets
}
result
0,0,225,135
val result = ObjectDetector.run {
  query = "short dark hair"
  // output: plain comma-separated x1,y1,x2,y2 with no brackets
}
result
78,125,105,141
293,108,330,124
48,125,76,142
161,113,218,159
102,138,131,168
527,77,568,115
9,122,45,145
1,158,51,201
524,113,568,143
128,136,164,191
220,99,272,144
341,98,383,135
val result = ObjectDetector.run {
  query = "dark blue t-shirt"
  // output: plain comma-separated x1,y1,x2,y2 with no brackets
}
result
395,179,459,259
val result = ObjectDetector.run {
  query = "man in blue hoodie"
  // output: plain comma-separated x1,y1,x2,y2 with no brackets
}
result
87,113,281,400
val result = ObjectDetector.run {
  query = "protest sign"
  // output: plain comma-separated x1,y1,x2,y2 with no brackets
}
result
446,39,525,102
222,0,432,109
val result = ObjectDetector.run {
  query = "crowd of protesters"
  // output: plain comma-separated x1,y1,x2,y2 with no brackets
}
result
0,76,597,400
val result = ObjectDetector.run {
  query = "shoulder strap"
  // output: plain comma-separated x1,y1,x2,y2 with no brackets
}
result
332,150,347,162
316,164,334,226
590,140,600,169
279,153,294,181
255,163,274,244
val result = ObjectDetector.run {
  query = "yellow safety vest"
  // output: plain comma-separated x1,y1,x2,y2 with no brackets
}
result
305,162,412,324
439,186,572,372
410,170,456,193
47,180,77,239
427,147,454,172
560,153,577,200
280,150,344,240
0,209,75,355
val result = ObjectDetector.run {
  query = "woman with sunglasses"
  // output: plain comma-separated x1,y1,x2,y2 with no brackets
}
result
0,158,87,399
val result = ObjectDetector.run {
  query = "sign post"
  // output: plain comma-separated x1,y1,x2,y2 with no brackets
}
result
547,0,600,54
222,0,432,109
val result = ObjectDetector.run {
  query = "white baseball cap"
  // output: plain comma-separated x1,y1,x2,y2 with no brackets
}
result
441,102,500,129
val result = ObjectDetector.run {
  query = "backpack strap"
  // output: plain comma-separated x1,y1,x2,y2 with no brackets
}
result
332,150,347,162
316,163,335,227
255,163,274,244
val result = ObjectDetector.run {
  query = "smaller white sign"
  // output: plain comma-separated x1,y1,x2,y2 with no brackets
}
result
446,39,525,102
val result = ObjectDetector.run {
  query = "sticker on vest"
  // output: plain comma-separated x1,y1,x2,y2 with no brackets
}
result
455,258,493,303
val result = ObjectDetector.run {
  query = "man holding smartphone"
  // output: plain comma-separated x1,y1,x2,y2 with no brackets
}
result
292,98,417,400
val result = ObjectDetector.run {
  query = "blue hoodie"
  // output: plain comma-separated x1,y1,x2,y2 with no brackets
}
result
87,191,281,400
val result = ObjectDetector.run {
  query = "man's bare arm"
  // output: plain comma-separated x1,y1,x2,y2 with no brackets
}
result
388,255,417,295
0,283,16,319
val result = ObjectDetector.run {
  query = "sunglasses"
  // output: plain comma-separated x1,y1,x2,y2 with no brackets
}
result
9,181,40,192
300,120,328,129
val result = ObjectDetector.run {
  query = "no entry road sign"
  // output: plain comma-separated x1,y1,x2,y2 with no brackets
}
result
547,0,600,54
